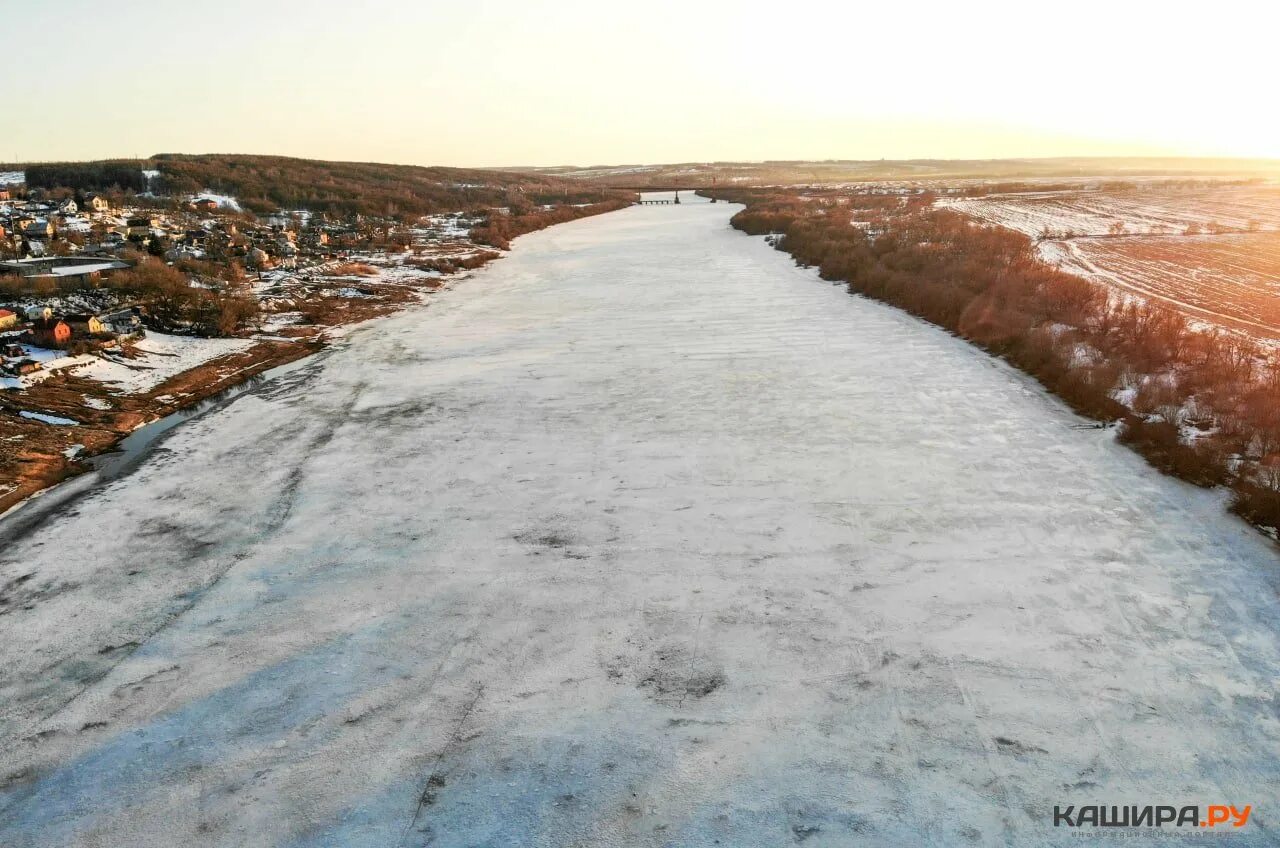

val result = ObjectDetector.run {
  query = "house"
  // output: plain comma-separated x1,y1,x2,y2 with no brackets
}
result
59,216,91,236
82,193,110,213
2,343,24,357
303,229,330,248
126,216,157,237
0,309,17,330
0,256,131,286
23,305,51,321
98,308,143,337
58,198,78,216
64,313,107,336
22,220,54,240
0,188,10,201
165,244,203,262
182,229,211,248
8,359,41,376
29,318,71,348
192,197,220,212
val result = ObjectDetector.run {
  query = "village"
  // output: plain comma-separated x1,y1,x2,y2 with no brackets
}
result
0,170,510,513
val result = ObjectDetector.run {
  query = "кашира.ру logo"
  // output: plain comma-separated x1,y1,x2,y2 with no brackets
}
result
1054,804,1252,830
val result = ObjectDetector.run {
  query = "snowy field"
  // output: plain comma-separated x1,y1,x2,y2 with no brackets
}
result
69,332,254,393
944,185,1280,238
3,334,252,393
946,186,1280,340
1,201,1279,846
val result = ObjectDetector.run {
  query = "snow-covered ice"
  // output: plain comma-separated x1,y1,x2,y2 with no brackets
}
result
1,201,1279,846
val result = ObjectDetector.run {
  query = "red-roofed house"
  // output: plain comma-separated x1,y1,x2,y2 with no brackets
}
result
29,318,70,348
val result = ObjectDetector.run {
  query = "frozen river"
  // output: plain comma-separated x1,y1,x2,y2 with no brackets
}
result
3,198,1280,846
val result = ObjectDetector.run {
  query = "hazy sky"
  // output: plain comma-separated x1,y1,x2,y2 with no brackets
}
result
8,0,1278,167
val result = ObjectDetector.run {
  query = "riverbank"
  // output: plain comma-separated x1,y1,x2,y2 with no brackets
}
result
0,263,425,518
0,338,318,517
0,201,629,520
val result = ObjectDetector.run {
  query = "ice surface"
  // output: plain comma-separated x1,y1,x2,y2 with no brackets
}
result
1,202,1279,846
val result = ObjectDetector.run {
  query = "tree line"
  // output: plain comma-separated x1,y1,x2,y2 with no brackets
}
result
23,161,150,193
105,255,259,337
469,199,631,250
13,155,633,220
149,155,631,218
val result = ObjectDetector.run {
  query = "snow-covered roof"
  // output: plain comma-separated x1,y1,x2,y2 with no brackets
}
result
0,257,130,276
42,261,128,277
191,192,242,212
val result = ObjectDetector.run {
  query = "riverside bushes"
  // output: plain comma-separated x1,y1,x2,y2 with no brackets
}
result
106,257,259,337
470,200,631,250
717,189,1280,538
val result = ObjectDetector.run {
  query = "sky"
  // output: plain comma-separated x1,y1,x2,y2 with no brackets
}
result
7,0,1279,168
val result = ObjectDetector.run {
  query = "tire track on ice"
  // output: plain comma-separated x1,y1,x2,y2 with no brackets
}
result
18,380,369,740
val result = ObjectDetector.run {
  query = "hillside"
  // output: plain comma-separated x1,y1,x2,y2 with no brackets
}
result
11,154,630,218
518,156,1280,188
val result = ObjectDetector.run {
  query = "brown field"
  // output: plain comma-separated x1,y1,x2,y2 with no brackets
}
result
946,184,1280,237
1056,234,1280,339
946,183,1280,341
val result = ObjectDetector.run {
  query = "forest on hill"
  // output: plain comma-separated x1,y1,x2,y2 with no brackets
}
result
16,155,631,218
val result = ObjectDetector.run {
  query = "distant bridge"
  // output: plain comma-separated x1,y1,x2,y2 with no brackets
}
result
636,189,687,205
